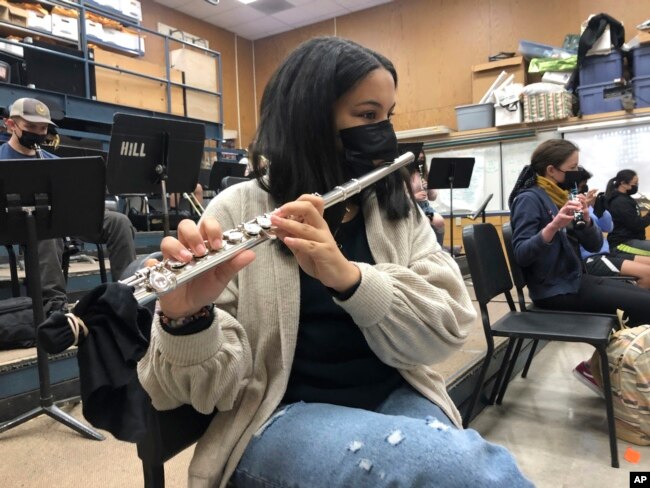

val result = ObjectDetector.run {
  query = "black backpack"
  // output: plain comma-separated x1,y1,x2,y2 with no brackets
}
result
0,297,35,350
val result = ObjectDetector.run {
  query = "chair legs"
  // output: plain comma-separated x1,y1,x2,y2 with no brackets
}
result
96,244,107,283
521,339,539,378
462,343,494,429
496,339,524,405
597,345,619,468
489,339,516,405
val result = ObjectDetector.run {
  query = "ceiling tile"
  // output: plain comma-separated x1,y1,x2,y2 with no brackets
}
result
154,0,193,8
334,0,391,12
204,5,266,28
156,0,394,40
272,1,346,25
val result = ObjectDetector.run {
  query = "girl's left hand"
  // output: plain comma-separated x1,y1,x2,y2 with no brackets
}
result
270,194,361,292
573,193,591,224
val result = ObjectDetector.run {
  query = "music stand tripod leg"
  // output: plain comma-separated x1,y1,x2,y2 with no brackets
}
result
0,212,104,441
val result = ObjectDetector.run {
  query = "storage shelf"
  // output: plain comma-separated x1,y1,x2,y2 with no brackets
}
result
0,20,78,49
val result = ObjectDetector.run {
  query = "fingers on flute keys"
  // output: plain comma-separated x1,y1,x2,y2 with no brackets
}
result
161,218,222,263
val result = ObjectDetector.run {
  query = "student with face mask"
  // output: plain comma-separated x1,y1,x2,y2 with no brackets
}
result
509,140,650,395
137,37,533,488
605,169,650,257
578,169,650,289
0,98,137,313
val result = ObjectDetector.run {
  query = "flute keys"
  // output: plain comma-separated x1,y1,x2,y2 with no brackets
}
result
148,268,177,294
244,222,262,236
256,216,272,229
224,230,244,244
168,259,187,270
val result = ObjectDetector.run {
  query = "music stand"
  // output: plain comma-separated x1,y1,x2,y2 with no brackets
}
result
428,157,475,257
209,160,247,192
106,113,205,236
468,193,494,223
0,156,106,440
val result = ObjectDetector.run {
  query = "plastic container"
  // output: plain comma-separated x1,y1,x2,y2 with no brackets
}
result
577,82,623,115
632,75,650,108
579,51,623,85
455,103,495,131
631,45,650,78
518,40,572,59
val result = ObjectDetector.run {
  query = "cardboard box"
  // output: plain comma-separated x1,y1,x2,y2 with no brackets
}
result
52,13,78,41
0,1,27,27
85,19,104,40
523,91,573,123
120,0,142,22
25,10,51,33
88,0,122,14
471,56,526,104
0,39,23,57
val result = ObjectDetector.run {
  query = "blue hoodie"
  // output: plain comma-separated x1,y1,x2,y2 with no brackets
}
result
510,186,603,301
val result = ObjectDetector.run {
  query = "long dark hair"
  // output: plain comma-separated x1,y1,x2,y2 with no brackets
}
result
250,36,414,223
508,139,579,208
605,169,637,199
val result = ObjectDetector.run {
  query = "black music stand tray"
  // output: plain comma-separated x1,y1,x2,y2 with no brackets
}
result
106,113,205,236
0,156,106,440
467,193,494,223
428,157,475,257
209,160,247,192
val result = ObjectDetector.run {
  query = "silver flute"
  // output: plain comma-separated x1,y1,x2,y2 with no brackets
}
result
121,151,415,305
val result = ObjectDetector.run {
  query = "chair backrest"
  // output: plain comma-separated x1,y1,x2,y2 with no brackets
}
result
501,222,528,311
221,176,249,190
462,223,513,305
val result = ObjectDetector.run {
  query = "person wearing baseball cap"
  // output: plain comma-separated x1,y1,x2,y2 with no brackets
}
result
1,97,57,158
0,97,137,315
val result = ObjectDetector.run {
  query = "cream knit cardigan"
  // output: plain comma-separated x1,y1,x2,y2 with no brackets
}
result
138,179,477,487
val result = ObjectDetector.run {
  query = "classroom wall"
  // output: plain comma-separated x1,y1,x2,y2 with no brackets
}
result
128,0,649,151
138,0,256,146
251,0,649,147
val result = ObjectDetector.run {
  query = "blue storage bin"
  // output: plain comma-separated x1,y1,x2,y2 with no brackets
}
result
580,51,623,85
577,81,623,115
631,45,650,78
632,75,650,108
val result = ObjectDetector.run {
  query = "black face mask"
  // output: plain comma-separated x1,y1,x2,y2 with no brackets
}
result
17,129,47,150
339,119,398,178
558,170,583,192
628,185,639,196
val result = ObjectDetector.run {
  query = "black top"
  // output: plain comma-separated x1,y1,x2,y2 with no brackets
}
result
282,210,403,410
607,191,650,247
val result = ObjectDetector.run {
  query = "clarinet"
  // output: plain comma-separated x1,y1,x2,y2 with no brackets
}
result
33,143,45,159
571,184,586,229
121,151,416,305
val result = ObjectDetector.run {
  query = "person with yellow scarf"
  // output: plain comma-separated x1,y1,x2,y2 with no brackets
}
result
508,140,650,394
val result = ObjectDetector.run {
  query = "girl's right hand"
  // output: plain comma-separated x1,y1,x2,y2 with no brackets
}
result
157,218,256,320
551,199,584,230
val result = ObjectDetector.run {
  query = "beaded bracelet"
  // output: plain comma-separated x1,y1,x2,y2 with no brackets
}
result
157,304,215,329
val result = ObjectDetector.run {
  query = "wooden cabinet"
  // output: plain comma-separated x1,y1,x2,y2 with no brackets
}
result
94,47,184,114
170,48,220,123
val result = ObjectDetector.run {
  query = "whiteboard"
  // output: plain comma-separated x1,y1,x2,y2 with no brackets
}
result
501,132,556,209
425,145,501,214
564,126,650,196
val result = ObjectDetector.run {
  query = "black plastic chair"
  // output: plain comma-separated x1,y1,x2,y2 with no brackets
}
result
220,176,249,190
118,252,216,487
462,223,619,468
61,237,107,284
138,403,216,488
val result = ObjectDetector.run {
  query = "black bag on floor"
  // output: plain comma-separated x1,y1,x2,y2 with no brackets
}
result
0,297,35,350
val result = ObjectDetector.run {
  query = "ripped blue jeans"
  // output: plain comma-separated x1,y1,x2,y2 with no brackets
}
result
232,384,533,487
